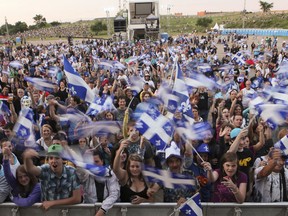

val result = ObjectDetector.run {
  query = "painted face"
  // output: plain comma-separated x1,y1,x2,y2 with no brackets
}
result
129,160,142,177
21,96,32,108
223,160,238,177
17,171,30,186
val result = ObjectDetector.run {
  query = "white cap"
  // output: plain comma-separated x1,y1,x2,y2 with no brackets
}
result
165,142,182,160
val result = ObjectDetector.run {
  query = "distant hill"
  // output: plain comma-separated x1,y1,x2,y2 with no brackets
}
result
15,11,288,40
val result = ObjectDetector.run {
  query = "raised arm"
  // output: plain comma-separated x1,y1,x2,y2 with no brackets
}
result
112,140,129,185
23,149,41,177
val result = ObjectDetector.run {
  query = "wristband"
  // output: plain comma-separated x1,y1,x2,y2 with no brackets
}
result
100,207,107,214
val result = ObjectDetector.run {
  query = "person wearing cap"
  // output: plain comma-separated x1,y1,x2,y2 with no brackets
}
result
185,143,212,202
147,142,198,204
227,127,254,200
254,148,288,202
23,144,81,210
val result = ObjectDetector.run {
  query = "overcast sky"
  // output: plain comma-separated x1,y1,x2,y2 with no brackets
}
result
0,0,286,26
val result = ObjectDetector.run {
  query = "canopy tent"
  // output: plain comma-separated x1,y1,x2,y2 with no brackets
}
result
212,23,219,30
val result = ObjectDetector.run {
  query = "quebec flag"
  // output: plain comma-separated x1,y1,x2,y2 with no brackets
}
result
13,108,36,148
274,135,288,156
24,77,57,93
86,96,116,116
232,52,246,66
180,192,203,216
63,55,95,103
173,63,193,123
135,104,174,150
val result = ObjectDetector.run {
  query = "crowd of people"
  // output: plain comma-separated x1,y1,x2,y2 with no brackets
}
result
0,29,288,215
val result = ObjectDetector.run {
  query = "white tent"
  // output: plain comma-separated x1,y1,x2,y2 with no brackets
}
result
212,23,219,30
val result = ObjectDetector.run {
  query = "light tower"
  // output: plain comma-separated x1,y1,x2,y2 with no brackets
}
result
104,8,114,37
5,17,9,36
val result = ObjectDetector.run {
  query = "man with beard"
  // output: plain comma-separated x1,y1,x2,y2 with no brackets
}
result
23,144,81,210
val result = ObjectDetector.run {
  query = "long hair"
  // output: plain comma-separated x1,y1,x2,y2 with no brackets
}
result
16,165,38,198
219,152,239,183
126,154,144,186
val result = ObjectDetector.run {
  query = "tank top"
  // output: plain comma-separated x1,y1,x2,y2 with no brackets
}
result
120,179,149,202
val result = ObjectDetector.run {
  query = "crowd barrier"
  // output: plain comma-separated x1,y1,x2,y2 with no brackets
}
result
221,28,288,37
1,202,288,216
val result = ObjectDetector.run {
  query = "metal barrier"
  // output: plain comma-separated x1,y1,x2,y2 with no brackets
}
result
1,203,288,216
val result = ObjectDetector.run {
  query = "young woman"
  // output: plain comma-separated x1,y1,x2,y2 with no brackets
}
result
113,139,151,204
36,124,54,151
202,152,247,203
3,147,41,206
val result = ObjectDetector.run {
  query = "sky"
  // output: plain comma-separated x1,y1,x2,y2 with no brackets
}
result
0,0,287,26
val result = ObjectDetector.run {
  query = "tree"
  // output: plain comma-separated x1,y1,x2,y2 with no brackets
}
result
90,21,107,34
259,1,274,13
14,21,28,33
50,21,61,27
33,14,47,27
196,17,213,28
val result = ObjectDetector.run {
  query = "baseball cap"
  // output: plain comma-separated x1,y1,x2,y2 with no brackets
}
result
165,142,182,161
46,144,63,157
196,143,210,153
230,128,241,139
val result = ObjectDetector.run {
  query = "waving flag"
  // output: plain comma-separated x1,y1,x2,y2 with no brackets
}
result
63,55,95,103
9,61,23,69
179,193,203,216
24,77,57,93
274,135,288,156
129,76,144,96
0,101,11,115
176,120,212,141
143,166,197,189
13,108,36,148
75,121,122,138
256,103,288,130
185,73,216,90
173,63,193,123
197,64,212,73
157,83,179,114
232,52,246,66
135,104,174,150
86,96,116,116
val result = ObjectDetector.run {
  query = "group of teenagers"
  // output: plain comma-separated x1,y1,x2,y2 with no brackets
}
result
0,30,288,215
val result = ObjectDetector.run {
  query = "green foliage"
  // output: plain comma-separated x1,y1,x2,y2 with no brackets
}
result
33,14,47,29
196,17,213,28
259,1,274,13
50,21,61,27
90,21,107,34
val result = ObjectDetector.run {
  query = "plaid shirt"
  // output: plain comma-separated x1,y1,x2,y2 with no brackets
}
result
38,164,80,201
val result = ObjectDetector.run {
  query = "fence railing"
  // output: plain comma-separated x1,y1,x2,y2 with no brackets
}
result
1,202,288,216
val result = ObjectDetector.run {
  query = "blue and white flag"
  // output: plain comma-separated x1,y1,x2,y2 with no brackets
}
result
9,61,23,69
274,135,288,156
129,76,144,96
0,101,11,115
24,77,57,93
176,120,212,141
157,83,179,114
13,108,36,148
185,73,216,90
63,55,95,103
179,192,203,216
135,104,174,150
142,166,197,189
197,64,212,73
173,63,193,123
75,121,122,138
232,52,246,66
86,96,116,116
256,103,288,130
